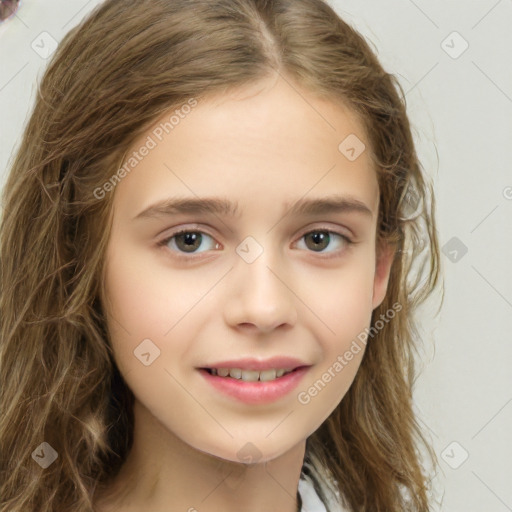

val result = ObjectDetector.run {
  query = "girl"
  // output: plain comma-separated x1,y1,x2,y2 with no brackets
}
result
0,0,442,511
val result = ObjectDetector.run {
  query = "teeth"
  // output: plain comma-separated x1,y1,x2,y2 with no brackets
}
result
259,369,276,381
209,368,294,381
240,369,259,381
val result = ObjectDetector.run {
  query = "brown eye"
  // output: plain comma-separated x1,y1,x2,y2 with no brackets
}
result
303,231,331,252
158,229,219,257
296,229,352,257
174,232,203,253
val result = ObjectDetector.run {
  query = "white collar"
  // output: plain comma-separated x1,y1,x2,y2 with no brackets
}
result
298,474,327,511
298,473,348,512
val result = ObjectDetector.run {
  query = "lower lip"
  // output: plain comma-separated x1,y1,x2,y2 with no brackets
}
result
197,367,310,405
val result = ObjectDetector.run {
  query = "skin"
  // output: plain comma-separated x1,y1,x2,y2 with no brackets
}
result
95,72,395,512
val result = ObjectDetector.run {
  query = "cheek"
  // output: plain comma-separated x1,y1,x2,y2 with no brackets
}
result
296,281,371,413
305,257,375,339
103,241,207,337
102,241,228,398
302,258,375,394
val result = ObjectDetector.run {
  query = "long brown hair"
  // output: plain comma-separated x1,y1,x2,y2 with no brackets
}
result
0,1,443,510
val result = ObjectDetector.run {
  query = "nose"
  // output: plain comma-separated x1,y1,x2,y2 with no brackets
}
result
223,247,298,334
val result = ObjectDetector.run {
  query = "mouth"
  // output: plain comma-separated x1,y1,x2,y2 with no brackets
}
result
197,365,311,404
200,366,307,382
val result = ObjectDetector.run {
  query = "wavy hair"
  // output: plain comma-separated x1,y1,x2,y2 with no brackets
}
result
0,0,443,510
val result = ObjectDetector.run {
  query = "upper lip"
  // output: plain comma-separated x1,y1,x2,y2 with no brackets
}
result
199,357,310,371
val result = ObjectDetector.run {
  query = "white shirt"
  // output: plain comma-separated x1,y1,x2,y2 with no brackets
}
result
298,472,349,512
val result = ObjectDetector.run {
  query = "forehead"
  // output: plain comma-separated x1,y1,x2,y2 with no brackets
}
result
112,75,379,220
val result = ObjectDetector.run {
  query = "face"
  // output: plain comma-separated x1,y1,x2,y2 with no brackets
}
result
101,74,393,464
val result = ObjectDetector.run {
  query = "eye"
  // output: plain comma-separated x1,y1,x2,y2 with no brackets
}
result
295,229,352,257
157,229,219,257
157,227,353,260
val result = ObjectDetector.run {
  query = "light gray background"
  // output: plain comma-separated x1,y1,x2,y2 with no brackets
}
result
1,1,511,510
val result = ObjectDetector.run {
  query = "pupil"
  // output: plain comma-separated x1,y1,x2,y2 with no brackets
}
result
178,232,201,252
306,231,329,251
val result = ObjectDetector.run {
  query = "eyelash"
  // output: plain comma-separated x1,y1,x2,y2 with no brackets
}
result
157,226,354,261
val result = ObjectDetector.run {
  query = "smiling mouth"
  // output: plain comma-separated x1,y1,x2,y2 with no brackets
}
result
197,365,311,404
201,367,305,382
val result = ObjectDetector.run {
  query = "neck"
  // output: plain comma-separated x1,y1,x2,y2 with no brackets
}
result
94,399,306,512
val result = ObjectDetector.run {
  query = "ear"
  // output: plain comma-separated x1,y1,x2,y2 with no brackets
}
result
372,241,396,310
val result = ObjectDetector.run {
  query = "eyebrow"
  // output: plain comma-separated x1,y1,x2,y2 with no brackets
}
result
132,194,373,221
